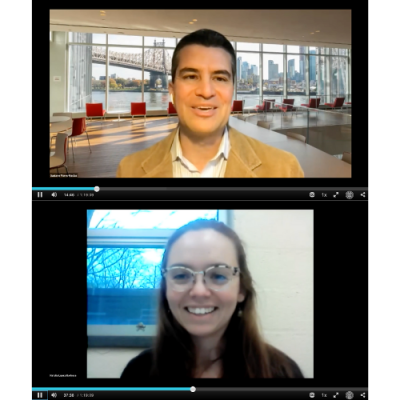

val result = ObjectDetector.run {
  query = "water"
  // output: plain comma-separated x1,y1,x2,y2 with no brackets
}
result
91,91,276,111
89,91,312,111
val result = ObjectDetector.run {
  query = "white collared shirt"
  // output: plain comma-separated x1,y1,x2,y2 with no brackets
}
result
170,126,230,177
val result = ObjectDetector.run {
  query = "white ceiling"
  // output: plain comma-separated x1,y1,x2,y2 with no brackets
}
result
50,9,351,49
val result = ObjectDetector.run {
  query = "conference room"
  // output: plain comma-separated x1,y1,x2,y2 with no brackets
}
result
49,9,352,178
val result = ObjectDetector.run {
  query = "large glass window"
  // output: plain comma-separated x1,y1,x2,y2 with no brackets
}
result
65,34,350,113
144,37,176,47
236,52,260,108
69,32,106,44
107,47,143,111
237,42,260,51
287,54,306,100
263,44,284,53
331,56,348,99
143,48,173,111
69,44,106,112
262,53,283,101
108,34,142,46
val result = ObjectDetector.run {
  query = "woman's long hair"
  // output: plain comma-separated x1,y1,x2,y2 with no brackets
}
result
150,219,296,378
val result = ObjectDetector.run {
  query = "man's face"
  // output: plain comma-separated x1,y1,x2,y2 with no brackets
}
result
169,44,234,138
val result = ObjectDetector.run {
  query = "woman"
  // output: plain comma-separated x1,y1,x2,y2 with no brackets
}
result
121,219,304,379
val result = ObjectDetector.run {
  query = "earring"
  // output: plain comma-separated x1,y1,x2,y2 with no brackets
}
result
237,308,243,317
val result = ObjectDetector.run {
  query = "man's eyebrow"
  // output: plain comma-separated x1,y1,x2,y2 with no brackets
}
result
178,67,232,79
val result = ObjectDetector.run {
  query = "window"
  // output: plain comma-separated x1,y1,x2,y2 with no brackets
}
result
68,32,106,44
236,52,260,108
262,53,284,100
108,34,142,46
287,55,306,100
143,48,174,111
144,37,176,47
237,42,260,51
263,44,283,53
108,47,143,111
87,210,231,347
64,33,350,113
69,45,106,112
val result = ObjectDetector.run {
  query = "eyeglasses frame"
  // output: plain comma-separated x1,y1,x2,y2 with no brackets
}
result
162,264,240,292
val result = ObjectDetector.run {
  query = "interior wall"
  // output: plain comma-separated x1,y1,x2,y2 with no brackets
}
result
50,31,67,117
87,210,314,378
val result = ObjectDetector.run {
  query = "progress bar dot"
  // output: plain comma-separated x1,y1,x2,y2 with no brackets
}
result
94,186,100,192
190,386,196,392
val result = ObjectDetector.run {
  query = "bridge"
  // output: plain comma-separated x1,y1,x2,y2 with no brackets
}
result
92,40,172,88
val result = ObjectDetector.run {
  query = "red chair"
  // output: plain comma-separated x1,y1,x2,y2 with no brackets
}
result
277,99,295,119
255,100,272,120
131,102,146,125
301,98,321,108
324,97,345,109
231,100,243,115
300,98,321,117
69,118,92,163
86,103,106,124
167,102,177,119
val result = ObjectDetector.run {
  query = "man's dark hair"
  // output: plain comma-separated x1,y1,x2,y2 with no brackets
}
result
171,29,236,84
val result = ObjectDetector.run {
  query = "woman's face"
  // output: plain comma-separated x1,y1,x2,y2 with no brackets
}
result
165,229,245,339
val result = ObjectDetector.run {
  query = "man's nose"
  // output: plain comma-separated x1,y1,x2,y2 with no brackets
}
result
195,77,216,99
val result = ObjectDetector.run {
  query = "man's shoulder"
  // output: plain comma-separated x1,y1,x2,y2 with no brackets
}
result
116,140,165,177
231,129,304,177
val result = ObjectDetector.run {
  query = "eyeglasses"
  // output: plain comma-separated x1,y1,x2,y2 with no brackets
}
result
163,264,240,292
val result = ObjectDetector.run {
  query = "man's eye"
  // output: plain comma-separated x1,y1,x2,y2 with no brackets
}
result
184,75,197,79
215,77,228,82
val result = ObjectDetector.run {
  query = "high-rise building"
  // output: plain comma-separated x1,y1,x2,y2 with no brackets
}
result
251,64,258,76
237,57,242,81
111,73,117,79
99,76,106,81
242,61,249,80
299,46,306,80
309,50,316,82
288,59,295,79
268,60,279,80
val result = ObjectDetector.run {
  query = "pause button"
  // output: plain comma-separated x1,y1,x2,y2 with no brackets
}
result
32,391,47,399
37,192,43,198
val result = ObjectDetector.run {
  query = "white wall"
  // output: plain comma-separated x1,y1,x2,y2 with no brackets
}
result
233,210,313,378
87,210,313,378
50,31,67,117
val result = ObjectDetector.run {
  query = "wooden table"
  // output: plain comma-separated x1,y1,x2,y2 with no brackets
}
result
228,116,351,177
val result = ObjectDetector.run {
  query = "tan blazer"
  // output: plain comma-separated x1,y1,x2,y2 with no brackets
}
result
116,125,304,178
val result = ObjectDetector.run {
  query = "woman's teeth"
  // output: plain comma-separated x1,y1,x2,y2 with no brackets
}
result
186,307,216,315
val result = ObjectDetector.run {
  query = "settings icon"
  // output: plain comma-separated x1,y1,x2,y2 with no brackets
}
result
345,191,354,200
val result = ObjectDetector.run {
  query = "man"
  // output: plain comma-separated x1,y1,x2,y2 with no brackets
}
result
116,29,304,177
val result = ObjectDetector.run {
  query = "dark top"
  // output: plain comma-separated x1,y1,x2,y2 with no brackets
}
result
120,348,304,379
